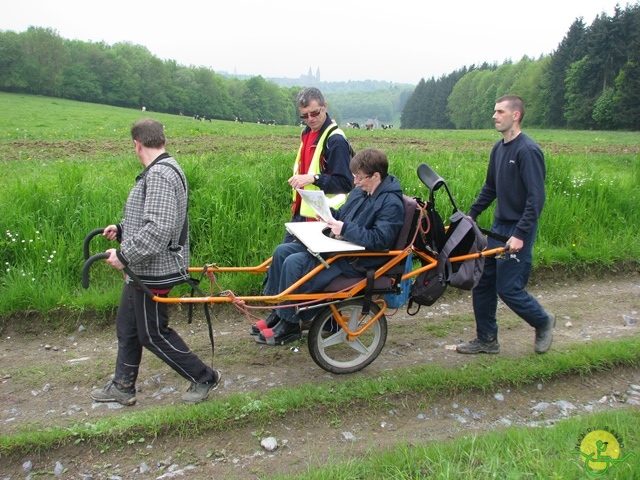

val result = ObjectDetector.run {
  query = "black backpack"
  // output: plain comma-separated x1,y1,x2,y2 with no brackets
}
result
436,210,488,290
407,266,447,314
407,163,490,315
407,196,448,315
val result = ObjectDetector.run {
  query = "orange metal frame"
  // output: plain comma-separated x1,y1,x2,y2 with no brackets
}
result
148,245,506,308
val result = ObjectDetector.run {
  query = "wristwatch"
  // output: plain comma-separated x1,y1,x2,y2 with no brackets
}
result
313,174,320,185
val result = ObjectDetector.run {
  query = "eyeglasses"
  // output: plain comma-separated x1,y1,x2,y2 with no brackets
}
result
299,108,323,120
353,173,372,182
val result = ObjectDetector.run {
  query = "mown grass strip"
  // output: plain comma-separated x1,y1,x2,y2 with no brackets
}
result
275,409,640,479
1,336,639,458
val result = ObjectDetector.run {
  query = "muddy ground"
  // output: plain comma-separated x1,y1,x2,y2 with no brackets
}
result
1,272,639,478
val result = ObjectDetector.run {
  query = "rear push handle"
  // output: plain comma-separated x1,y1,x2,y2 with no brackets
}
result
81,228,156,299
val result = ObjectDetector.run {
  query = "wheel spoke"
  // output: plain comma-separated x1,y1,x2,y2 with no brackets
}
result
320,330,346,347
307,299,387,374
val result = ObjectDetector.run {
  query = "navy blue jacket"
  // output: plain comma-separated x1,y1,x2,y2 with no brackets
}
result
469,133,546,240
299,115,353,195
331,174,405,270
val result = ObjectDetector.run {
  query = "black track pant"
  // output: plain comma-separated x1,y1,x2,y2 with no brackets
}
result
112,282,215,390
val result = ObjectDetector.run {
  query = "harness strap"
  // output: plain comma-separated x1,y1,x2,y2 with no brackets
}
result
186,271,215,365
157,163,216,366
360,269,375,316
157,161,188,250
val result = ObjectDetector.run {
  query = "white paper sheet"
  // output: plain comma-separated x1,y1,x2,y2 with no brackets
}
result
295,189,335,221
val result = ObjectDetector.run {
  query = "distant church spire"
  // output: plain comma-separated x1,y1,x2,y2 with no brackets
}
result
316,67,320,82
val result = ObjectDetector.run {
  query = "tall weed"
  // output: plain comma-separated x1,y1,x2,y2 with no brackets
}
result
1,94,639,315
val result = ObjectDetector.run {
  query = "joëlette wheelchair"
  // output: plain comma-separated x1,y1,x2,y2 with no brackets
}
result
82,164,507,375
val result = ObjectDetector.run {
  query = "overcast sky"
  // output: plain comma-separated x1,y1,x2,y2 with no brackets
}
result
2,0,620,85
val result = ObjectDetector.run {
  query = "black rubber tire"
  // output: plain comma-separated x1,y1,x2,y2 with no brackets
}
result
307,299,387,374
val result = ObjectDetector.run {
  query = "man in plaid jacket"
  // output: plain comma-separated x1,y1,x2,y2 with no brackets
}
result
91,118,220,406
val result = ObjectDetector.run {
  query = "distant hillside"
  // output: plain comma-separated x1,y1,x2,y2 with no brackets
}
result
217,72,415,93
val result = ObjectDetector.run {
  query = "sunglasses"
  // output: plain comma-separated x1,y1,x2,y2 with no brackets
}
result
299,108,323,120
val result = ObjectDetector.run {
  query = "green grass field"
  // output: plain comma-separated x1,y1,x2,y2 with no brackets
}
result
1,91,638,318
1,92,640,478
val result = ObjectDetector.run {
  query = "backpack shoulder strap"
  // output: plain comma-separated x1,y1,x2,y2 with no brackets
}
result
436,210,473,283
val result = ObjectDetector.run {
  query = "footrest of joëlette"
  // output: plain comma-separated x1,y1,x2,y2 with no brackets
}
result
263,327,275,346
253,327,301,346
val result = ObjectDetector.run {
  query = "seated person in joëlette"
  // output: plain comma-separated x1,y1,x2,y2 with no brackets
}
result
253,147,405,345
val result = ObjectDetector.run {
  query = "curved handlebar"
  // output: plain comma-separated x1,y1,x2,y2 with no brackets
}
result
81,251,157,299
84,228,107,260
82,252,109,289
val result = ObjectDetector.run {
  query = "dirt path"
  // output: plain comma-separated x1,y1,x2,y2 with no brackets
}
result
1,272,639,478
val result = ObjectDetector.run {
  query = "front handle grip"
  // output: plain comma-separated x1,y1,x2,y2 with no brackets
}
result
82,252,156,299
82,252,109,289
83,228,107,261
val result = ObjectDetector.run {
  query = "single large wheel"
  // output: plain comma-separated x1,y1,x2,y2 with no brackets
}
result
307,299,387,374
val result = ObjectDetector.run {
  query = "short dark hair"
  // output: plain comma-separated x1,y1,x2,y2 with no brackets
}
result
350,148,389,180
496,95,525,123
131,118,166,148
296,87,325,108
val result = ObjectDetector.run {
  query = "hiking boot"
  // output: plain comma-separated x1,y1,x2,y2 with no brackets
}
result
182,370,222,404
535,313,556,354
456,338,500,354
250,311,279,336
91,381,136,406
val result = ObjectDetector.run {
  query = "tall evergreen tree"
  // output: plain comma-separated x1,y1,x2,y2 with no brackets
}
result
614,60,640,130
541,18,587,127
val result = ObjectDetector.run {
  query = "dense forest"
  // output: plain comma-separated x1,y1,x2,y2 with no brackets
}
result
1,2,638,130
403,2,640,130
0,26,411,126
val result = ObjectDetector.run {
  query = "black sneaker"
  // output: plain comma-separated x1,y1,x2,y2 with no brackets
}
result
456,338,500,354
91,381,136,406
182,370,221,403
535,313,556,354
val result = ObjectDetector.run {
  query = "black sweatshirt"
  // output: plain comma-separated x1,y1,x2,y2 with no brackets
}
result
469,133,546,240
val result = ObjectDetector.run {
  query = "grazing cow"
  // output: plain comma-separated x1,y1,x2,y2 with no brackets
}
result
267,119,276,126
381,124,393,129
346,122,360,129
257,118,266,124
235,116,244,124
365,123,374,131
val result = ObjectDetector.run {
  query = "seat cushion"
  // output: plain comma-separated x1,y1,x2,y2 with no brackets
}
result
323,275,393,292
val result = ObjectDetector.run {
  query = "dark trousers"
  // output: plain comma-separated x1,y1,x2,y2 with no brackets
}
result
112,282,215,390
263,242,362,323
472,220,548,342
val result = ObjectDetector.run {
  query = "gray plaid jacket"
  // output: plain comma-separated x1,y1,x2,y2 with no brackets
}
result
116,153,191,289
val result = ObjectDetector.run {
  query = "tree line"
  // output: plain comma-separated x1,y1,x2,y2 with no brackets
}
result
402,2,640,130
0,26,304,125
2,3,639,131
